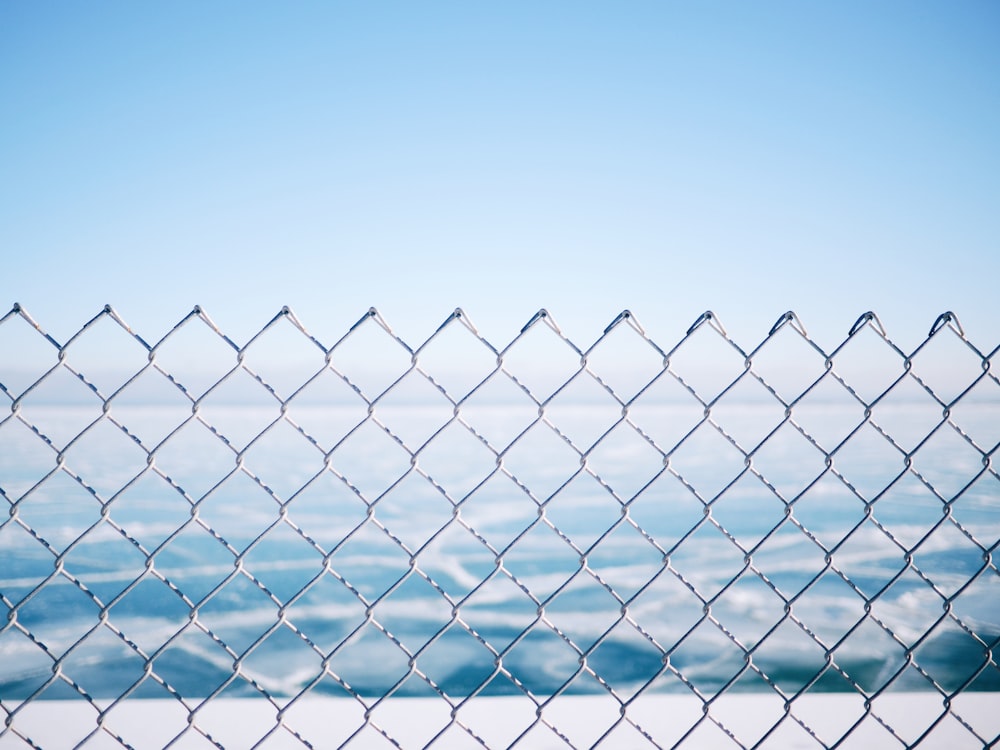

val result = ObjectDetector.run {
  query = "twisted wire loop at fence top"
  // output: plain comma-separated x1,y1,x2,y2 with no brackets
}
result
0,304,997,749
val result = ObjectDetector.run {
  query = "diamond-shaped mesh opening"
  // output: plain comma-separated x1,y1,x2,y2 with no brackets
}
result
750,519,828,598
327,316,412,400
414,521,499,602
502,622,583,695
749,323,827,404
788,469,865,551
196,372,281,450
668,521,746,603
500,318,582,403
830,421,906,502
626,375,705,452
0,315,60,401
586,624,664,698
788,371,865,452
626,472,706,553
415,623,497,697
196,470,280,551
708,376,786,452
414,419,498,501
59,524,146,605
585,420,664,501
667,422,747,502
14,470,101,552
106,574,192,654
456,371,538,451
0,417,58,501
502,421,580,502
950,471,1000,545
281,570,367,655
788,569,867,647
668,324,745,403
62,416,149,499
707,472,785,552
457,571,538,658
912,520,989,598
60,314,151,398
373,474,454,552
947,381,1000,451
499,521,580,604
0,621,60,699
750,421,828,501
243,415,324,492
327,521,412,602
239,621,325,697
373,370,454,449
12,577,102,656
586,324,665,404
327,419,413,501
543,472,621,552
542,372,622,451
833,616,908,693
238,317,326,401
830,323,905,404
542,572,622,653
325,621,412,697
910,327,986,405
871,374,947,452
949,571,1000,639
149,625,241,697
108,367,193,447
712,570,787,649
152,418,236,501
585,521,663,602
14,367,103,448
99,689,193,745
151,316,237,401
668,620,748,695
59,624,147,699
831,521,905,600
284,469,367,552
154,523,235,605
912,423,989,500
871,470,945,550
628,568,705,649
370,573,453,652
240,521,325,605
0,521,52,601
283,367,369,449
414,315,499,402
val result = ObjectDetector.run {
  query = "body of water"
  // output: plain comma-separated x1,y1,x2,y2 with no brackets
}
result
1,399,998,702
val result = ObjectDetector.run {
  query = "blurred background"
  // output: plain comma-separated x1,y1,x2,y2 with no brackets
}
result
1,1,998,360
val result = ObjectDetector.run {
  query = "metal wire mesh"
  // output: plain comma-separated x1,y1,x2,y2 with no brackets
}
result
1,304,998,749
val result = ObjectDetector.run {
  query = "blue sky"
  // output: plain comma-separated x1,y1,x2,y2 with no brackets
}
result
1,2,998,360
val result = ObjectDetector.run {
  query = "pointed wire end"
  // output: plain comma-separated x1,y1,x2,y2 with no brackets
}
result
12,302,21,313
520,309,549,334
603,309,633,335
929,311,962,338
768,310,806,337
686,310,715,336
103,304,114,314
848,311,885,337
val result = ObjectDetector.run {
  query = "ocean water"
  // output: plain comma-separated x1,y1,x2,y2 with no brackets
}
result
1,397,998,704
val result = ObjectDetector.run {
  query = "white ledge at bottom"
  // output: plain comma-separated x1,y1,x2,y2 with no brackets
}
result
2,692,997,749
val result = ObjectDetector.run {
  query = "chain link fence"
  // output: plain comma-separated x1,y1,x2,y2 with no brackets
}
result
1,304,998,749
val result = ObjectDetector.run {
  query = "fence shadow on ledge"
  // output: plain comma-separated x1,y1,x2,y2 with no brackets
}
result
0,305,998,749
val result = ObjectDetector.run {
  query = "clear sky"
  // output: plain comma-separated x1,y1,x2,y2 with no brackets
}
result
1,2,998,361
